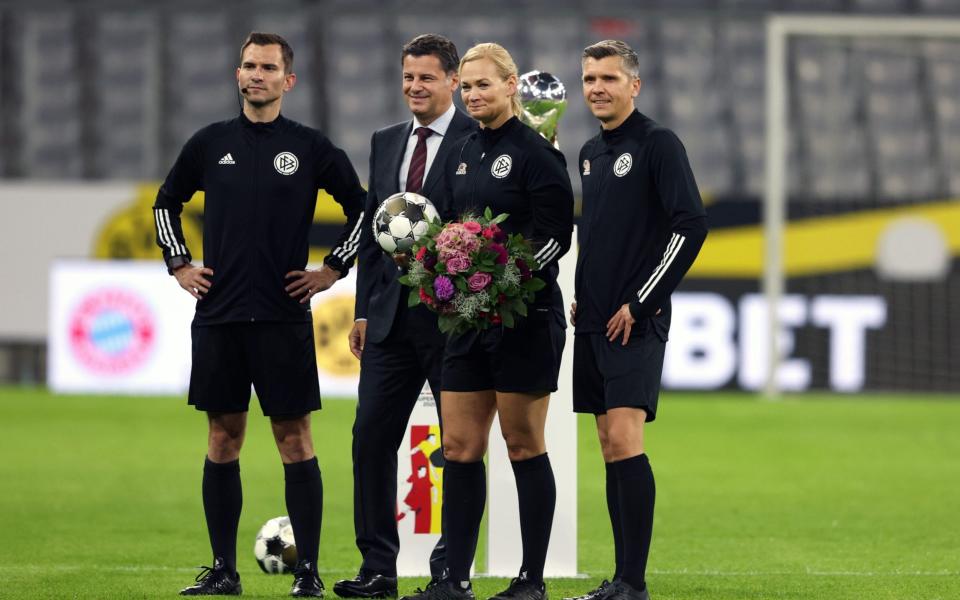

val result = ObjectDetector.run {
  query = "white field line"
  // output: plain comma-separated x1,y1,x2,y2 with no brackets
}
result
0,566,956,577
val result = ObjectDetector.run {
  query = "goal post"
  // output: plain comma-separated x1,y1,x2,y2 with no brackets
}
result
763,14,960,398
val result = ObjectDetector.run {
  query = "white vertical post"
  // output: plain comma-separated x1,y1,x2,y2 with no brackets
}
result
764,16,788,400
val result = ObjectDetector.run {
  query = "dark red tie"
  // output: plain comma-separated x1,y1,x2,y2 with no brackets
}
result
405,127,433,194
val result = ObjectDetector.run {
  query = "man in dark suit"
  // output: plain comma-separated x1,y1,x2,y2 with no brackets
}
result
334,34,477,599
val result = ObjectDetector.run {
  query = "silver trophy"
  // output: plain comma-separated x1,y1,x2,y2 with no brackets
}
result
518,70,567,148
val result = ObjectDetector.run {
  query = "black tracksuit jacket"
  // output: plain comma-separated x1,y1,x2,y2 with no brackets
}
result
443,116,575,322
153,112,366,325
575,110,708,338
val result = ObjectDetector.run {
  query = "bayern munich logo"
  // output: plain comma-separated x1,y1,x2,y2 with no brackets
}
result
68,288,156,374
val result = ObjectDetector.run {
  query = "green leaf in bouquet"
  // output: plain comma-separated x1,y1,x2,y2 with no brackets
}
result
454,277,468,291
522,277,546,292
483,206,493,221
512,298,528,316
490,212,509,225
399,274,412,286
437,314,456,334
408,288,422,307
501,310,515,328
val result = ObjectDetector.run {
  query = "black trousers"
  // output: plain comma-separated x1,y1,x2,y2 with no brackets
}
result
353,304,446,577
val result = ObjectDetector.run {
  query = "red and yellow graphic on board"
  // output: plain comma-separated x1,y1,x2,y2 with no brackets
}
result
398,424,443,534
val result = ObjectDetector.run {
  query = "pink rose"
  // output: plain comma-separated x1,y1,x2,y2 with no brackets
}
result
463,221,482,234
488,243,508,265
467,272,492,292
445,255,472,274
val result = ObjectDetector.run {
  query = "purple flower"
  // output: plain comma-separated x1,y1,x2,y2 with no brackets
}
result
445,255,472,274
467,272,492,292
434,276,455,302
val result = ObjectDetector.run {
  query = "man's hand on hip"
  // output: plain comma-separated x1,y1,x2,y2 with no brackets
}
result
285,264,340,304
173,263,214,300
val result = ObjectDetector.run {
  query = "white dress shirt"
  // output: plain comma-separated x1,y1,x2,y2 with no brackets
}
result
398,102,457,192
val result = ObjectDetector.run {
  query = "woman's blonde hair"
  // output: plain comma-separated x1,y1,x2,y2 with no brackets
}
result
459,42,522,118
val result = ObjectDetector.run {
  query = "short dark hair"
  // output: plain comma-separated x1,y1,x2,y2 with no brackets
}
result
240,32,294,73
582,39,640,79
402,34,459,75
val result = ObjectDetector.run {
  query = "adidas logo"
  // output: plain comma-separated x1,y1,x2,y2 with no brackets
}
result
218,153,236,165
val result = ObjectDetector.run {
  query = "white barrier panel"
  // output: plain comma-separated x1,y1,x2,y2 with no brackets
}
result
487,233,579,577
1,182,137,340
47,260,361,397
396,383,445,576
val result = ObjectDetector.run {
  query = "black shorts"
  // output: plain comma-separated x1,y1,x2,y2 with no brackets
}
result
442,310,565,394
572,332,665,421
188,322,321,417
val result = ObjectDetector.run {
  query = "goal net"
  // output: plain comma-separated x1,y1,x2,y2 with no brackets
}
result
764,15,960,395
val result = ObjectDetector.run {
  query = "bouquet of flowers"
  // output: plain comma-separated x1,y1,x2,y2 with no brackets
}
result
399,207,545,335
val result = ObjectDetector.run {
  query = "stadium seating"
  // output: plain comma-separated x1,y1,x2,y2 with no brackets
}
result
1,2,958,202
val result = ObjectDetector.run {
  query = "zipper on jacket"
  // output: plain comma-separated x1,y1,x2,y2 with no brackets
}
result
249,132,260,321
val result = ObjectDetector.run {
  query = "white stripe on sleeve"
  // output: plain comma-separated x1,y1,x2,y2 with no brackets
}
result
333,211,364,260
154,209,178,256
160,208,187,256
637,233,685,304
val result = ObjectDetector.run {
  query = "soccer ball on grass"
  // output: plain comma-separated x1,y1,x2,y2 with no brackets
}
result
254,516,297,574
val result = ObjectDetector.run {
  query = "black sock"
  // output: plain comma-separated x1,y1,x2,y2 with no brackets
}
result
202,458,242,574
605,462,624,580
512,453,555,584
443,459,486,585
614,454,655,592
284,457,323,567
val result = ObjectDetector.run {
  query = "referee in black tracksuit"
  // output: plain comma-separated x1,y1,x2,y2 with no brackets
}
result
404,43,574,600
153,33,365,598
568,41,707,600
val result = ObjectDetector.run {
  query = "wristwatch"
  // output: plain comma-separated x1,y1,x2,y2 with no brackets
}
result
167,255,190,275
323,254,348,279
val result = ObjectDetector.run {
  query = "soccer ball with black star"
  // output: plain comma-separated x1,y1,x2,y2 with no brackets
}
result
254,516,297,574
372,191,440,254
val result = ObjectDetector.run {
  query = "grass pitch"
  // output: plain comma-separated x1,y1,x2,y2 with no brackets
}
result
0,387,958,599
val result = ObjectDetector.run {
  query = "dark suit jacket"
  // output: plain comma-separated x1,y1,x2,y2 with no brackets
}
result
355,107,477,344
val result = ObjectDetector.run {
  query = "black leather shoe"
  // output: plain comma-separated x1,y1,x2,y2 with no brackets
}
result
562,579,610,600
334,570,398,598
291,561,325,597
599,581,649,600
488,573,547,600
399,578,473,600
180,558,242,596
